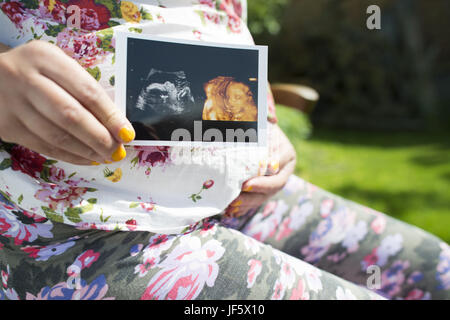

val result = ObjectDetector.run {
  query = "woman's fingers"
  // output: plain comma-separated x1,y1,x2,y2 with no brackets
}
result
37,43,135,145
24,73,124,162
5,117,93,165
14,97,105,163
226,192,270,218
242,159,295,195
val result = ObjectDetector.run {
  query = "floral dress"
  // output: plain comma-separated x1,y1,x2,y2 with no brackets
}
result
0,0,278,234
0,0,449,300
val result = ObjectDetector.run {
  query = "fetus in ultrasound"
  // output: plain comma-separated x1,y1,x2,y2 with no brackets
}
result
130,68,197,140
135,68,195,117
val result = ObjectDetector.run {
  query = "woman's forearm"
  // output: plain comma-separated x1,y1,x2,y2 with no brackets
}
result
0,42,11,54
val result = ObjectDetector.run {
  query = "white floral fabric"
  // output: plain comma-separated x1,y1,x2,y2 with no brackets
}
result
0,0,278,234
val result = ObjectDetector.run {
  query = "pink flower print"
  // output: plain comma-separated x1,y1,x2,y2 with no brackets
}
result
193,29,202,40
436,242,450,290
141,235,225,300
0,1,27,29
276,201,313,241
301,207,357,263
275,217,293,242
405,289,431,300
34,183,89,211
242,200,288,242
0,205,53,245
21,239,76,261
25,275,114,300
320,199,334,218
203,180,214,189
227,15,241,33
132,146,171,174
126,219,137,231
370,212,387,234
262,201,277,217
289,278,309,300
56,28,106,68
77,250,100,269
247,259,262,288
271,280,285,300
378,260,410,298
199,0,214,7
134,234,176,278
135,257,158,277
341,220,368,253
361,248,379,271
189,180,215,202
37,0,67,25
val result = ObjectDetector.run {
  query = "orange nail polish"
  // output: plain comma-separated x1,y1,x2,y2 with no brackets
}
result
111,145,126,162
231,200,242,207
243,185,253,192
118,126,135,143
90,161,101,166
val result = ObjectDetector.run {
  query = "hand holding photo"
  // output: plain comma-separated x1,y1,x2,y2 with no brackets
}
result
115,32,268,147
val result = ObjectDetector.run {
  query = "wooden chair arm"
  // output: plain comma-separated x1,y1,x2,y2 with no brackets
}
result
270,83,319,114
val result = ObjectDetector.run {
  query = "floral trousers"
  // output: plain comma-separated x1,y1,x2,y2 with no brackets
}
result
1,175,449,300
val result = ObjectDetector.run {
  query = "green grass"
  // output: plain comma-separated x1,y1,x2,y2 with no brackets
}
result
276,105,450,243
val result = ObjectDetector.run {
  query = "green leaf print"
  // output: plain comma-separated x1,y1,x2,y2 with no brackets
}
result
96,28,115,53
195,10,207,26
129,202,139,208
64,202,94,223
40,167,51,183
68,172,76,179
95,0,122,18
86,67,101,81
87,198,97,204
44,24,66,37
99,209,111,223
109,75,115,86
128,27,143,33
0,158,11,170
140,8,153,21
44,159,58,166
107,20,121,28
17,194,23,205
41,206,64,223
21,0,39,9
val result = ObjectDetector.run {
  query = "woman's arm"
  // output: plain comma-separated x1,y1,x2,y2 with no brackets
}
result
0,40,135,164
225,124,297,217
0,42,11,54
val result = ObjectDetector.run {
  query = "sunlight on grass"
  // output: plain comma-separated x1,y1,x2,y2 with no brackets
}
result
276,104,450,242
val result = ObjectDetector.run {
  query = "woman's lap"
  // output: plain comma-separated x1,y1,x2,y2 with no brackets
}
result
0,175,448,300
235,175,450,300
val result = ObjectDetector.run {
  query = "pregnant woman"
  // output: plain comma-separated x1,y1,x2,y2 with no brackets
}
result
0,0,448,300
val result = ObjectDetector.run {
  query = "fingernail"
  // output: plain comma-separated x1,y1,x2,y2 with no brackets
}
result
270,160,280,172
231,207,240,214
111,145,126,162
91,161,101,166
231,200,242,207
118,126,135,143
243,185,253,192
104,160,113,164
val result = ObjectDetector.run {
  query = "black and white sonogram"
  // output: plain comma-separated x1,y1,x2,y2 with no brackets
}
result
129,68,198,140
134,69,195,118
116,32,268,146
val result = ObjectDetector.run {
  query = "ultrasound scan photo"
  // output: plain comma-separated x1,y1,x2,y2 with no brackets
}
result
129,68,199,141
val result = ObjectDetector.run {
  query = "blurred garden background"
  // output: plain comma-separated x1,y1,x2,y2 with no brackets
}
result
248,0,450,242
